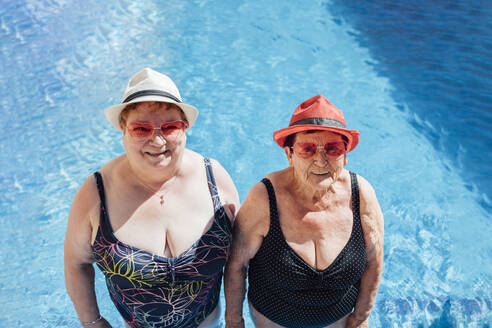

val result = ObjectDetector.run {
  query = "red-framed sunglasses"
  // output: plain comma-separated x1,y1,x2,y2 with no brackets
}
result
291,141,347,158
126,120,188,139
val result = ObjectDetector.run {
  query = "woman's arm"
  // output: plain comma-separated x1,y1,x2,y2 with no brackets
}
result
64,176,111,327
347,176,384,328
224,182,270,328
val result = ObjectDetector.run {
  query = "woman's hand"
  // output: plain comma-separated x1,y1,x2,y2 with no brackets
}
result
346,313,368,328
82,317,112,328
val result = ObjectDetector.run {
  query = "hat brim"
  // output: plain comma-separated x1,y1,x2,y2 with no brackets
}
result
104,95,198,131
273,125,360,153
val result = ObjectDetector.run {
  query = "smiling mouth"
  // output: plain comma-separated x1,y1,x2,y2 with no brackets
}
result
145,150,171,157
312,172,331,176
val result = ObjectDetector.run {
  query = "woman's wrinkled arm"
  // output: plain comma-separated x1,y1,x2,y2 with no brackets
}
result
224,182,269,328
64,176,111,327
347,176,384,328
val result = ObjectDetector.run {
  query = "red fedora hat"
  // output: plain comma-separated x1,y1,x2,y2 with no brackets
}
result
273,95,360,152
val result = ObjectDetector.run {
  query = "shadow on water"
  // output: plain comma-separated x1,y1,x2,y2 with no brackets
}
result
328,0,492,211
429,298,489,328
374,296,491,327
429,299,455,328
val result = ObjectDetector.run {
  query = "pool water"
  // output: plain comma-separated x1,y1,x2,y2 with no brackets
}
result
0,1,490,327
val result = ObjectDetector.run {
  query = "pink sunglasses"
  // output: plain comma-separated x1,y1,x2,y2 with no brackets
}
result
292,141,347,158
126,120,188,139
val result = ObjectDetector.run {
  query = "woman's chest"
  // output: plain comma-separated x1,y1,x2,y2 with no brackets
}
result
106,185,217,258
277,205,354,271
260,208,365,286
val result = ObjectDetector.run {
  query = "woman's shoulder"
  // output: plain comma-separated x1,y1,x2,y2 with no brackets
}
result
69,173,101,234
186,150,240,217
77,155,126,219
350,172,376,203
99,154,126,176
237,179,271,234
74,174,99,207
242,169,289,207
181,149,208,173
183,148,204,160
264,168,292,191
351,172,384,231
182,149,223,177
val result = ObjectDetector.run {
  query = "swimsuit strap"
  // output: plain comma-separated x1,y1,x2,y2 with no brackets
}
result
93,172,106,208
349,171,363,237
260,178,281,238
204,158,222,212
93,172,115,239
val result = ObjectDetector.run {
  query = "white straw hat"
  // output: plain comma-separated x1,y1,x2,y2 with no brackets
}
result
104,68,198,130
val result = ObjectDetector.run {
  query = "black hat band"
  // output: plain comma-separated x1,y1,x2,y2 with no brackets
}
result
123,90,182,104
290,117,346,128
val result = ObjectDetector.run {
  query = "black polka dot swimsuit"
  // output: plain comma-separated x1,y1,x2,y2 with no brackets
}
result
247,172,366,328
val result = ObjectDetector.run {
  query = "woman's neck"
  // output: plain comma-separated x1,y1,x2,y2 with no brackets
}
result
125,158,182,192
290,169,341,209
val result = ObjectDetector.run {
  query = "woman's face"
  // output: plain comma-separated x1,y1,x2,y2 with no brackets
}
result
286,130,347,191
122,102,187,172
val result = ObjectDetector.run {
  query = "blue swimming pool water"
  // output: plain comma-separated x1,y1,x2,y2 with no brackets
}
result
330,0,492,212
0,0,490,327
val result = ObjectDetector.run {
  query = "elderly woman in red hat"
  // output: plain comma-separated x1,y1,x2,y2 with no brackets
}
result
224,95,384,328
64,68,239,328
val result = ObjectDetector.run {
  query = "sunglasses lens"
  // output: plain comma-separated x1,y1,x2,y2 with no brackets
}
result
161,121,187,135
293,143,317,158
324,142,346,156
127,121,188,139
128,123,153,138
293,142,346,158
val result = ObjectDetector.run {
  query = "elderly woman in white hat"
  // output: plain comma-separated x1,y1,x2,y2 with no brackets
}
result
225,95,384,328
64,68,239,328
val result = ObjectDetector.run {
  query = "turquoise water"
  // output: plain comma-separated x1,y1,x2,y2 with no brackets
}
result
0,1,490,327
